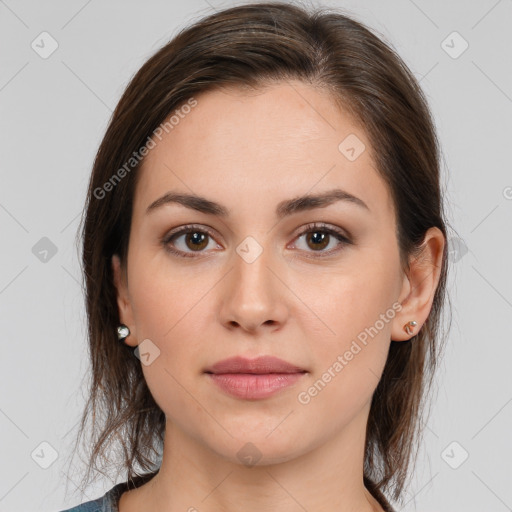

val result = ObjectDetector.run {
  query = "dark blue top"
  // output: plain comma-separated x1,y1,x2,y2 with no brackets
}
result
59,474,395,511
58,481,130,512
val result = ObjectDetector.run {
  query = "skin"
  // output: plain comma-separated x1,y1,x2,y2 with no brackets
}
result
112,80,445,512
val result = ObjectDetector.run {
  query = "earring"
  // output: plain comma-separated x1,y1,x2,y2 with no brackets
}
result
403,320,418,336
117,324,130,341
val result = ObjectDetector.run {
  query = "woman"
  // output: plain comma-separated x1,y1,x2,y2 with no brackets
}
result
60,2,449,511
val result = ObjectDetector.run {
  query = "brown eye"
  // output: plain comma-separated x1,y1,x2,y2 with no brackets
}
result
292,223,352,257
305,231,330,251
184,231,209,251
163,226,218,257
163,223,351,259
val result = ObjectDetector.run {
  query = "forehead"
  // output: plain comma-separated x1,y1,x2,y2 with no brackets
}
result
134,81,395,221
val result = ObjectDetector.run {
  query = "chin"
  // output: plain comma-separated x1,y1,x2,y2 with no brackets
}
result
205,425,312,467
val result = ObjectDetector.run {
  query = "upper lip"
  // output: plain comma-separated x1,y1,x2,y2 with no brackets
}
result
205,356,306,374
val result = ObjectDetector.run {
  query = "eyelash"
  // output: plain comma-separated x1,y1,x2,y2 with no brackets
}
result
161,222,352,259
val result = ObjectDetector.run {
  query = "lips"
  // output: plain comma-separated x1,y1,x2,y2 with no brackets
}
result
204,356,307,400
204,355,306,375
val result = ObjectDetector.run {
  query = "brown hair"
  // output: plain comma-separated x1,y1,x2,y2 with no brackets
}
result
68,1,451,505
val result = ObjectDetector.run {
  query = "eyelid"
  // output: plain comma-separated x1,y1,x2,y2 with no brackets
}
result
164,223,219,241
287,222,352,256
162,222,352,258
291,222,351,244
162,223,222,258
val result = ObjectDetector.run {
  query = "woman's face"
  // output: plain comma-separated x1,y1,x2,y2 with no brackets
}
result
113,81,414,464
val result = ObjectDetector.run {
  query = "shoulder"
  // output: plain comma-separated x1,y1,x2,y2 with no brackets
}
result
58,482,126,512
58,472,159,512
58,496,103,512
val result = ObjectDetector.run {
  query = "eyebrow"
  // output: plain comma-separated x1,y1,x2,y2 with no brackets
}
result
145,188,370,218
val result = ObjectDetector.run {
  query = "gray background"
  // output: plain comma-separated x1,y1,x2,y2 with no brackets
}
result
1,0,511,510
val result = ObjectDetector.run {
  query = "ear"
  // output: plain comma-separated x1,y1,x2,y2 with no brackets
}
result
391,227,445,342
112,254,138,347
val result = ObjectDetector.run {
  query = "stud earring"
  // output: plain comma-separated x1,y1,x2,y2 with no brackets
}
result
117,324,130,341
403,320,418,336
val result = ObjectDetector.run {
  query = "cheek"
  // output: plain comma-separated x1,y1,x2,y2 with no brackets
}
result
298,261,398,344
129,259,212,341
128,257,223,372
296,257,399,392
294,275,394,424
130,267,209,422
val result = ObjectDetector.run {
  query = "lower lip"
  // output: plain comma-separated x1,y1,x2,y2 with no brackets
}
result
206,372,306,400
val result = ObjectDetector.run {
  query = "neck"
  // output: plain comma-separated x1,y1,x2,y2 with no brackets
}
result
120,401,383,512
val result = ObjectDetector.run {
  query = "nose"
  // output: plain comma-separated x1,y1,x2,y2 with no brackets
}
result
218,244,289,334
